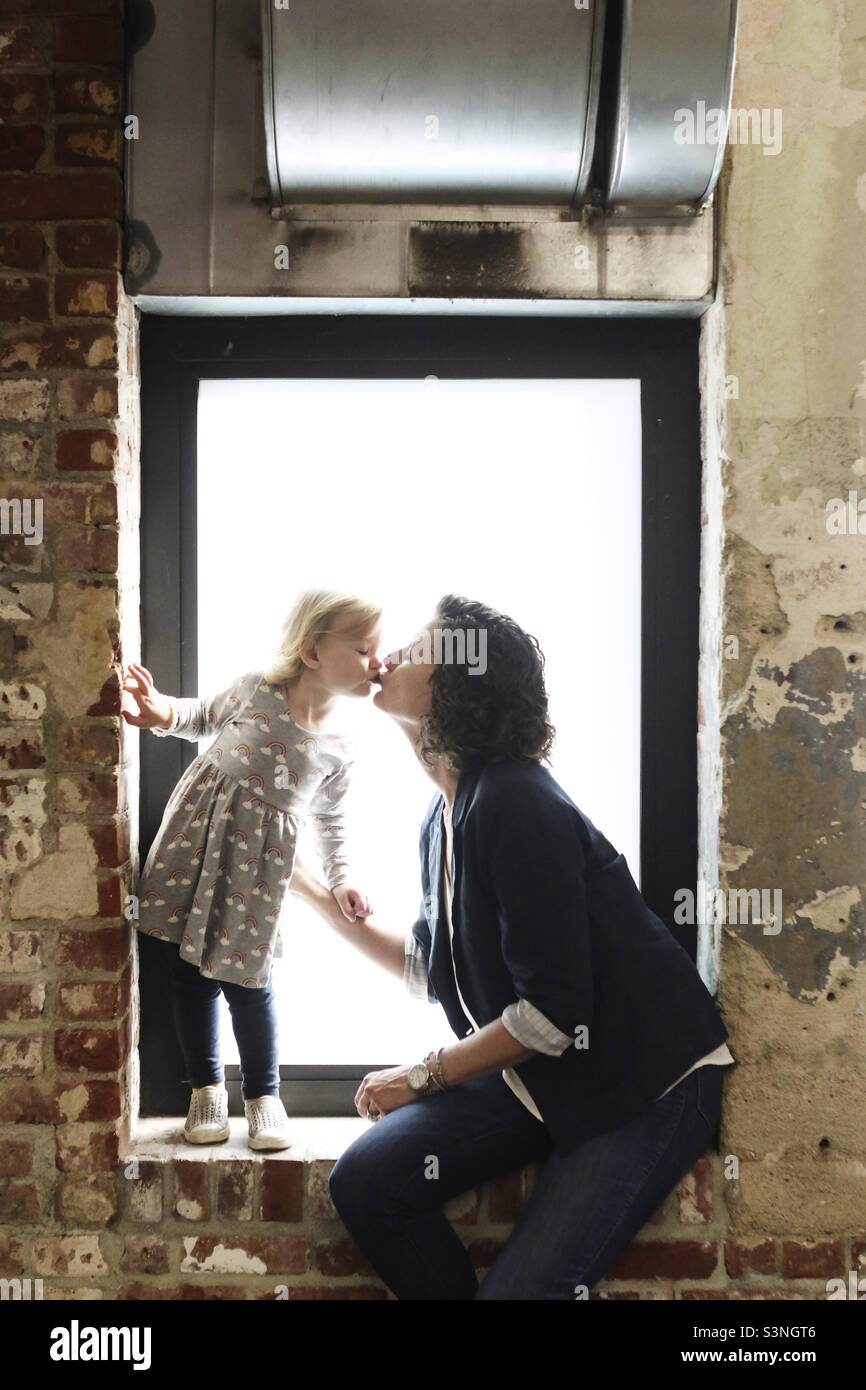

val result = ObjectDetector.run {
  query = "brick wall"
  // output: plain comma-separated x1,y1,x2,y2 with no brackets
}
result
0,0,862,1301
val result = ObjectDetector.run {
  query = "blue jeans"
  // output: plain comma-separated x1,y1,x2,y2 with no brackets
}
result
164,944,280,1101
328,1062,724,1300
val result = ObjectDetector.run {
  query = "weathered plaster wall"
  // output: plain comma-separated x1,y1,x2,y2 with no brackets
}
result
714,0,866,1234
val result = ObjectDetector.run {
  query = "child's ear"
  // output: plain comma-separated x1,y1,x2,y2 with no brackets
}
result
298,639,319,670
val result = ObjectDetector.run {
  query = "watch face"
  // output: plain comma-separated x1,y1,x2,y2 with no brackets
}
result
408,1063,429,1091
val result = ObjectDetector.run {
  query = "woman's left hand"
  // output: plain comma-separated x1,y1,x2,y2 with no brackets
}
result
355,1065,418,1120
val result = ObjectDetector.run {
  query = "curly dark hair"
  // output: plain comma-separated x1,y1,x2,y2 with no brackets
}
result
417,594,556,770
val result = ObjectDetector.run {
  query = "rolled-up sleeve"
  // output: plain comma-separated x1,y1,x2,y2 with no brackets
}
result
489,794,593,1040
403,903,438,1004
501,998,572,1056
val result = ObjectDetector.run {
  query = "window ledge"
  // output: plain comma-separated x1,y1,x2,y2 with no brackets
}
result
128,1115,369,1163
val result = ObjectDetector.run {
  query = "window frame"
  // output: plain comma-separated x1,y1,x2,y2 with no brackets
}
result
137,312,702,1117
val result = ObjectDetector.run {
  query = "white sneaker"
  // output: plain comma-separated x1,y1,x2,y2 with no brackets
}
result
183,1085,230,1144
245,1095,292,1151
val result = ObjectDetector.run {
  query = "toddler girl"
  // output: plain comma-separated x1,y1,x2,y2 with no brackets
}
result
123,588,383,1150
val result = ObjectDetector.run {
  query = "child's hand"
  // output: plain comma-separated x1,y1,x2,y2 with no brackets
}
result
331,884,372,922
121,662,174,731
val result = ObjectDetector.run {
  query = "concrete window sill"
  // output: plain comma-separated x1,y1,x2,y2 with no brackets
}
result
128,1115,371,1163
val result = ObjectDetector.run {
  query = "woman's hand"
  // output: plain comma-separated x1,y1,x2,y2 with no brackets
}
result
355,1065,418,1120
121,662,174,731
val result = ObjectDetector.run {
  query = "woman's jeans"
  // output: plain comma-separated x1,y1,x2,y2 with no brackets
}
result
329,1062,725,1300
165,944,280,1101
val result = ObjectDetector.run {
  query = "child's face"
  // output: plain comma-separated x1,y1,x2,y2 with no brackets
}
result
313,623,384,698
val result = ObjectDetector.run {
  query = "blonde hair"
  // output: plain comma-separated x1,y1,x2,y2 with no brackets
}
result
263,588,383,688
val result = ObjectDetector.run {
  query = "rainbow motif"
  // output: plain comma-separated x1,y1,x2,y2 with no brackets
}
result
233,743,251,761
220,925,230,941
242,978,259,988
244,775,265,792
147,927,169,938
265,741,286,760
241,856,260,873
299,736,319,753
264,846,284,863
254,942,271,956
142,890,162,906
250,711,271,728
193,809,210,825
243,916,258,932
228,892,246,909
252,881,271,899
168,831,190,848
228,950,245,965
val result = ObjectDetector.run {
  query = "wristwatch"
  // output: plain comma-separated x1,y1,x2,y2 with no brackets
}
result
407,1062,432,1095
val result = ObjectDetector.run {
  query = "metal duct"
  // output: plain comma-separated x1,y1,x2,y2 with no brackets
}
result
605,0,739,209
261,0,607,207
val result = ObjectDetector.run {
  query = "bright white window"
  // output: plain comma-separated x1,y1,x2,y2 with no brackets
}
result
196,377,641,1065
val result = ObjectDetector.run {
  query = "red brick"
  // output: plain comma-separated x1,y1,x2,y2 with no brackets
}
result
487,1169,526,1222
58,976,124,1021
124,1159,164,1222
0,930,41,972
725,1238,777,1277
0,1179,40,1221
55,220,120,269
58,721,120,766
0,23,49,67
261,1157,303,1222
55,17,122,64
55,270,118,315
0,1077,59,1123
607,1240,719,1281
677,1156,713,1223
0,172,121,219
87,669,122,718
0,981,45,1021
0,728,46,774
853,1237,866,1271
0,222,45,268
781,1239,845,1278
121,1238,170,1275
88,820,129,868
0,125,45,170
314,1238,377,1278
0,1135,33,1176
217,1163,255,1221
0,272,48,319
55,524,119,573
58,769,120,815
0,1233,26,1273
55,1123,118,1172
182,1236,308,1276
680,1289,731,1300
281,1284,388,1301
0,1035,42,1075
1,324,116,371
57,925,128,973
0,73,50,120
55,1174,117,1223
56,69,120,116
54,1024,124,1071
56,428,117,470
58,1077,121,1121
174,1161,209,1221
117,1283,249,1302
56,121,121,168
96,874,123,916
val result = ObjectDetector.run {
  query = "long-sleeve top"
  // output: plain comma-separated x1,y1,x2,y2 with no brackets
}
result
136,669,353,987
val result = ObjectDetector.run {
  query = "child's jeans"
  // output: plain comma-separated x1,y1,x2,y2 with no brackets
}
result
165,944,281,1101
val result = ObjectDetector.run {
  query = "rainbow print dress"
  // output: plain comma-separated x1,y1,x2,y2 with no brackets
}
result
135,670,353,988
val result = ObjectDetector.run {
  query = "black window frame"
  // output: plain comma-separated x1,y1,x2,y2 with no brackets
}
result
137,312,702,1118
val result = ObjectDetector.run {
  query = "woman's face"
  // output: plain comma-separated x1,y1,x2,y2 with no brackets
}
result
373,620,436,728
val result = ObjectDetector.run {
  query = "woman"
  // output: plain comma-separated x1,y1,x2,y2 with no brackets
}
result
290,594,735,1300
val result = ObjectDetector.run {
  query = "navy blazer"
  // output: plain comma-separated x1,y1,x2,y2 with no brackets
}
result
410,760,730,1153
